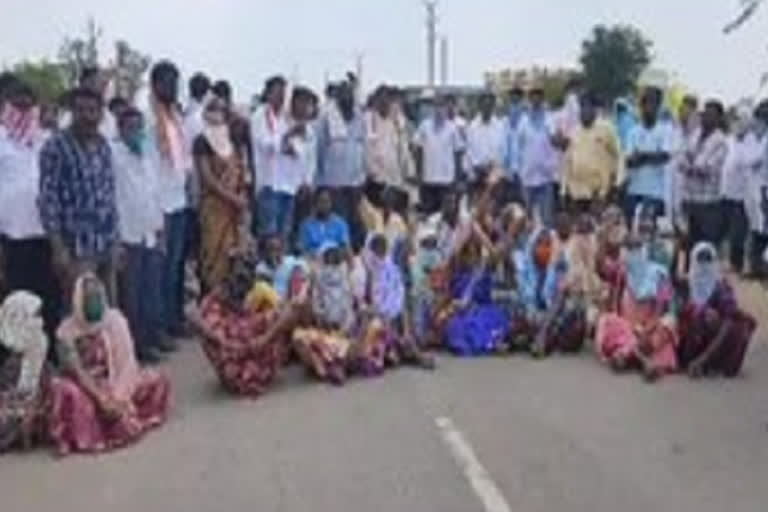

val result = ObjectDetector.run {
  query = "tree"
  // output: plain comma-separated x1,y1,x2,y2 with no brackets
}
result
57,17,102,87
580,24,652,102
112,40,151,101
11,60,68,103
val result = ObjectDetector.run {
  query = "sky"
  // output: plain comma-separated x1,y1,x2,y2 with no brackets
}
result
0,0,766,103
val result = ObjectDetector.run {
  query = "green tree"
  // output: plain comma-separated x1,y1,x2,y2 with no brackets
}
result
11,60,68,103
57,17,102,87
580,24,652,102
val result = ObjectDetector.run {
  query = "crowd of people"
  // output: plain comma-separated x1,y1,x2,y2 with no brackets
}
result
0,59,765,456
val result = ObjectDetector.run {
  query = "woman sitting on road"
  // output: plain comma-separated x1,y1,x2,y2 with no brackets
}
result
48,273,171,455
255,233,310,302
293,242,355,385
677,242,756,378
528,214,602,358
0,292,49,452
194,247,301,397
595,233,678,381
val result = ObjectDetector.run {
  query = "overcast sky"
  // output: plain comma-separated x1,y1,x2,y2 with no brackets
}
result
1,0,766,102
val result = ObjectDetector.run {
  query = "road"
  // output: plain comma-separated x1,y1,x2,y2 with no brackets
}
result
2,278,768,512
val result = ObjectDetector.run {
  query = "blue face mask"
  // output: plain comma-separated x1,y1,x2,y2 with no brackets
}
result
420,248,441,270
123,131,146,155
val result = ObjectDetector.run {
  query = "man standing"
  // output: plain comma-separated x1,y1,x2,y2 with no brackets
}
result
517,87,562,227
0,81,60,336
251,75,287,236
260,86,316,243
364,86,413,215
316,81,367,250
413,94,464,215
502,86,526,204
146,60,189,341
38,87,119,304
465,92,507,201
562,93,621,214
112,107,169,363
183,72,211,267
623,87,672,223
679,100,728,248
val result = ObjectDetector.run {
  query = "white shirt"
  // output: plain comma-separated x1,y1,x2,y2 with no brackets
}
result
112,141,164,248
272,118,317,195
465,115,507,176
251,104,286,193
413,117,463,185
722,132,763,202
517,111,561,187
144,107,190,214
0,127,47,239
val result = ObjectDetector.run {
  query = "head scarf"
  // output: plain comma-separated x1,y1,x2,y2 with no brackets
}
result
364,233,405,320
625,245,668,301
202,105,234,159
0,103,40,148
0,291,48,395
517,228,558,312
689,242,720,307
312,242,354,328
57,273,142,403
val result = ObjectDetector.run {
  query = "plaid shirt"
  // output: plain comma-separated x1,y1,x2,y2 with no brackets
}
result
38,130,119,258
680,129,727,204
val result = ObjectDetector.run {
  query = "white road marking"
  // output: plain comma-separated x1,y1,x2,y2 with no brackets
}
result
435,416,512,512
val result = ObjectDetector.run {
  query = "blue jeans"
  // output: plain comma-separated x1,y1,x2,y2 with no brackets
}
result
120,244,164,354
523,183,555,228
163,209,189,334
257,188,295,241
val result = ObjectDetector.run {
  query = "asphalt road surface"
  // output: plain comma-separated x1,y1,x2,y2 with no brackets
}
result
2,278,768,512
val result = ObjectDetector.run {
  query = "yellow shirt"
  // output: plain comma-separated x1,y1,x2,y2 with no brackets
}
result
563,120,621,200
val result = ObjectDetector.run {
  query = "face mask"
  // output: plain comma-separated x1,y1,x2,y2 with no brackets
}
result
626,247,646,269
420,248,441,270
82,293,104,324
123,131,145,155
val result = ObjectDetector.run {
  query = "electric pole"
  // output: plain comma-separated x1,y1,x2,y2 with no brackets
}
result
425,0,437,86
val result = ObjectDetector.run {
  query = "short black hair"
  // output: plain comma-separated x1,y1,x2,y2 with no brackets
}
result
150,60,180,86
261,75,286,102
189,72,211,101
212,80,232,103
69,87,104,106
108,96,128,112
79,66,100,84
291,86,314,105
118,106,143,125
508,86,524,98
0,72,18,97
579,91,600,108
7,81,36,102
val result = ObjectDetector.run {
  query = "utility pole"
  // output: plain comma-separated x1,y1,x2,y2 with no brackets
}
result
425,0,437,86
439,36,448,86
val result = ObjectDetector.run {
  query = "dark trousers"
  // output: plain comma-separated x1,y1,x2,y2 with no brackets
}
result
419,183,451,216
163,210,189,335
120,244,164,356
684,201,723,249
565,196,595,217
624,194,666,227
1,237,61,341
495,176,524,206
749,231,768,278
330,186,365,252
721,199,748,272
364,180,410,216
